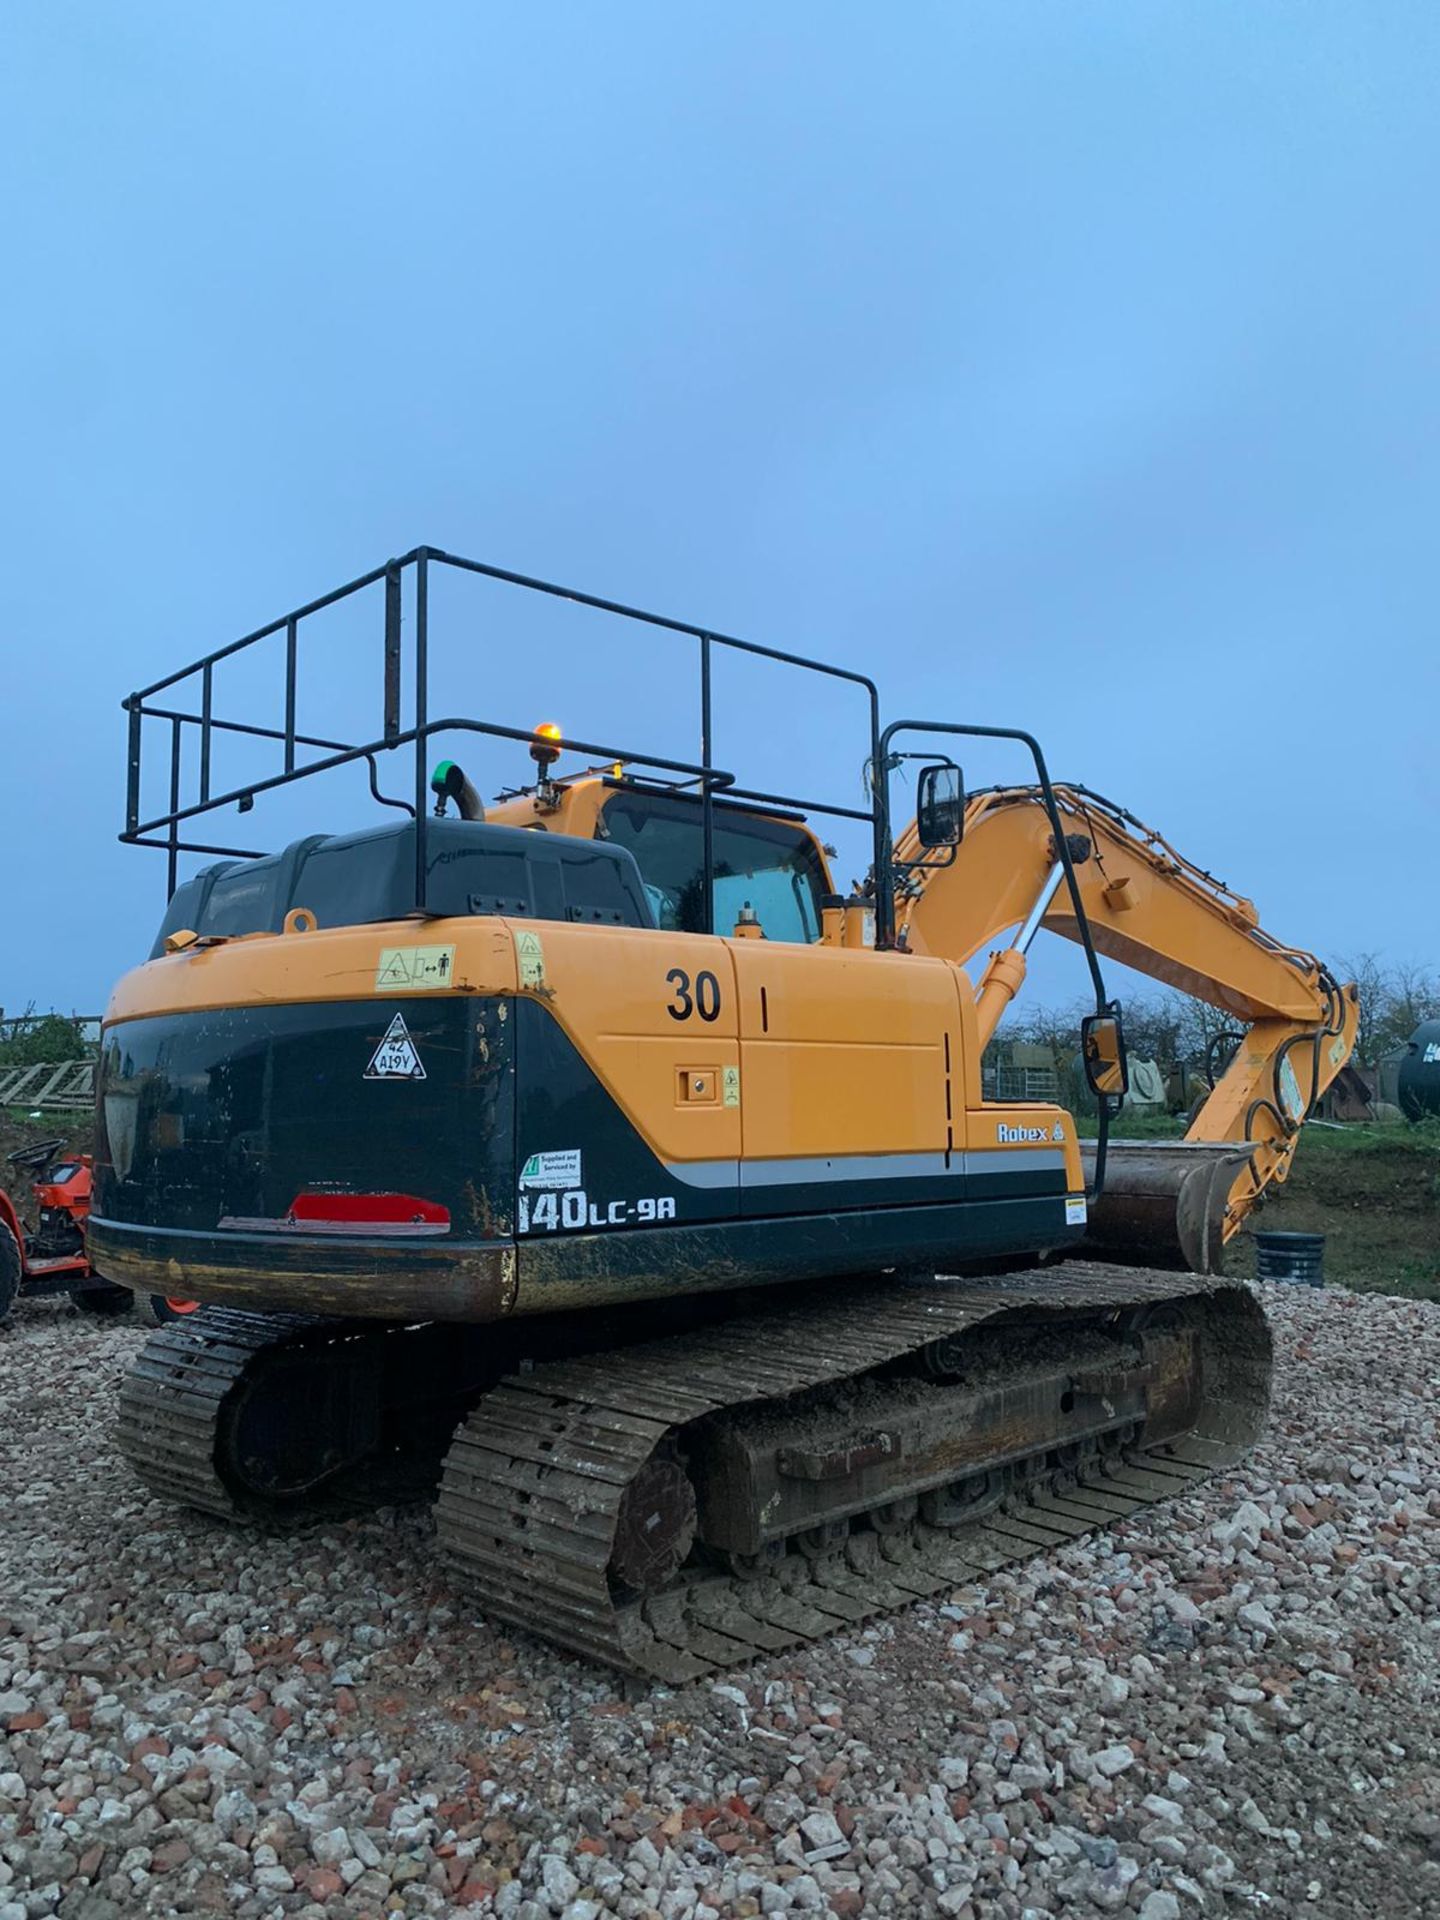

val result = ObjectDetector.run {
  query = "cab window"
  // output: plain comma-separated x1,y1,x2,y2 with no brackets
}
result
600,789,826,943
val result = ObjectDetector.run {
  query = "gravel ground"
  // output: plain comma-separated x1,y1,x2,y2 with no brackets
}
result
1,1285,1437,1920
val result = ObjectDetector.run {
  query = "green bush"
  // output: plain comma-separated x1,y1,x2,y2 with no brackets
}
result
0,1015,91,1067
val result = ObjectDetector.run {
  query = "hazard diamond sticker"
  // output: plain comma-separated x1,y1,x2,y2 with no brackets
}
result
364,1013,427,1080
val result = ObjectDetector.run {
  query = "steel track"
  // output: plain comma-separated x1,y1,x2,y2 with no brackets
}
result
117,1309,468,1521
115,1266,1268,1678
435,1263,1270,1680
118,1309,326,1518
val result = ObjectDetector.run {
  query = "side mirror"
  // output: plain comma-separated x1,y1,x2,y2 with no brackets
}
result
1081,1009,1129,1105
916,763,965,849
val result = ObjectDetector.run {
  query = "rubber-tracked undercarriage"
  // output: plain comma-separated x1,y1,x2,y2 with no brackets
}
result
99,548,1347,1675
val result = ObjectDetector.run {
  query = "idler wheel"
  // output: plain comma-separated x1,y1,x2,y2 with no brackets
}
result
610,1446,697,1593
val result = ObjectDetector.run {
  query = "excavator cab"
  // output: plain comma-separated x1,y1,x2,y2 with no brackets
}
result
492,780,834,944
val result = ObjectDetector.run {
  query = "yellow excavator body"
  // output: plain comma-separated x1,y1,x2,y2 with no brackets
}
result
97,888,1092,1319
98,548,1350,1675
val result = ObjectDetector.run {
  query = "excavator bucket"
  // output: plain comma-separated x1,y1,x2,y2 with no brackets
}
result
1078,1140,1256,1275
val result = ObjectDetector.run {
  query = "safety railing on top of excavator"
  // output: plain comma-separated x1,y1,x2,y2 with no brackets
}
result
119,549,1126,1202
121,546,884,934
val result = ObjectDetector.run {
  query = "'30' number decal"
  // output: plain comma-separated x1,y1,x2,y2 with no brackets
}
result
666,967,722,1022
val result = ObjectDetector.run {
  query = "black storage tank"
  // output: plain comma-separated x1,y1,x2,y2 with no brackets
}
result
1397,1020,1440,1122
1254,1230,1325,1287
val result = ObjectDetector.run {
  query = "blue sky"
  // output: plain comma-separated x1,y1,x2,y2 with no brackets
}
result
2,3,1436,1020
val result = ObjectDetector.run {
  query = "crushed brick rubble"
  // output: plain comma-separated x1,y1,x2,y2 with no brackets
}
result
0,1283,1436,1919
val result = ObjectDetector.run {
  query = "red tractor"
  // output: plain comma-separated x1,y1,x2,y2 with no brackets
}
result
0,1139,196,1323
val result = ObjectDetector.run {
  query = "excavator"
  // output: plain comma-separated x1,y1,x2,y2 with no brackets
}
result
97,548,1356,1680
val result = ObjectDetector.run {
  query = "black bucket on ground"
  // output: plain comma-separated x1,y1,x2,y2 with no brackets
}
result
1254,1230,1325,1288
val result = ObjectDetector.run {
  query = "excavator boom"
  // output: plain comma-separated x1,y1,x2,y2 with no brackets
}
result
897,784,1358,1270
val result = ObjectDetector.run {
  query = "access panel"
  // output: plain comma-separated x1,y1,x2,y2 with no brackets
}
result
727,943,960,1215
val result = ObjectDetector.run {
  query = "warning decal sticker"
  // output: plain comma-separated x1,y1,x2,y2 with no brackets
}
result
364,1013,427,1081
515,929,546,990
375,945,455,991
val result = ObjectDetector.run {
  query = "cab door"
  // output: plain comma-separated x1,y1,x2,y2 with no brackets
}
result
727,941,960,1216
